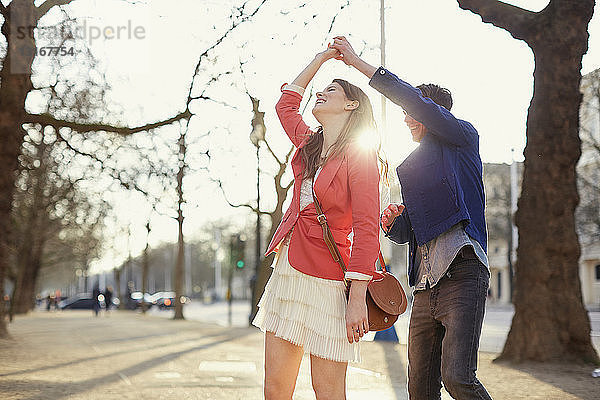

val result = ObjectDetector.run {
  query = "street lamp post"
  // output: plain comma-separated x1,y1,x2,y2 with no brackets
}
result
249,95,265,323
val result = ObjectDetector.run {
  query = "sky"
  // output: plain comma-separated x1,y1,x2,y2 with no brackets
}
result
33,0,600,274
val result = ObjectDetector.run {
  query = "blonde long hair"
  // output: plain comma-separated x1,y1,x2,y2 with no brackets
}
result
301,79,388,183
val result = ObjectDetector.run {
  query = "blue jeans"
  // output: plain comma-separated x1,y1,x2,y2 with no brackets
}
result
408,249,492,400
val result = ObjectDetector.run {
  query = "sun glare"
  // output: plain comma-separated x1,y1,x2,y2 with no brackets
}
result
356,129,378,150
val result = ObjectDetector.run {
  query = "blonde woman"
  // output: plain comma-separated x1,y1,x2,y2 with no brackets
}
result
252,46,383,399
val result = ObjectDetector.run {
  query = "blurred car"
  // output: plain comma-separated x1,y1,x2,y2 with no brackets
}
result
153,292,190,309
130,292,156,309
59,293,99,310
59,293,119,310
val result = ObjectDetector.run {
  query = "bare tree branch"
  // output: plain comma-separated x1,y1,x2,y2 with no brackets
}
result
283,146,294,164
262,138,283,165
24,110,192,135
50,128,167,202
185,0,268,105
456,0,539,42
211,177,270,215
324,0,350,40
190,95,239,111
36,0,74,20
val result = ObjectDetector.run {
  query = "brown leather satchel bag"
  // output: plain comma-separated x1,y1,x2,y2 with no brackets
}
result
312,188,408,331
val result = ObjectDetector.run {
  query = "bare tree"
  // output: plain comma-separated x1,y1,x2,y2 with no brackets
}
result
457,0,598,363
9,130,106,315
0,0,191,337
164,0,269,320
214,94,295,322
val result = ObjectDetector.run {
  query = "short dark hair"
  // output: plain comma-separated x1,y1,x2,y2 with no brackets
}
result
417,83,453,111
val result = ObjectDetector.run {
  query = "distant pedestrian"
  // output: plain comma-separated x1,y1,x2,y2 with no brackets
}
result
253,45,383,398
104,286,113,312
125,282,134,310
92,284,101,317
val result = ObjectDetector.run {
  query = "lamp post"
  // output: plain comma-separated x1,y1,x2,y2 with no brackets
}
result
249,95,265,323
75,268,83,293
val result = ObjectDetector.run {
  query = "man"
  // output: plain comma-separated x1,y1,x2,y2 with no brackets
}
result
92,284,101,317
332,36,492,399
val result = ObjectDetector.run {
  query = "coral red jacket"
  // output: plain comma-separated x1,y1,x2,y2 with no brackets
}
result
264,87,381,281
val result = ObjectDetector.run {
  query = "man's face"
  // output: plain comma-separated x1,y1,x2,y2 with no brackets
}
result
404,112,427,143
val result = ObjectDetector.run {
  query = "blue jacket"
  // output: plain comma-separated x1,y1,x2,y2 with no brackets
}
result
369,67,487,286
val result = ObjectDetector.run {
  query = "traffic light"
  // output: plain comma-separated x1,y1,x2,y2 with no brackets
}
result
230,234,246,269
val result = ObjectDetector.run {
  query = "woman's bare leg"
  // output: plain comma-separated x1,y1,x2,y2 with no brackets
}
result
264,331,304,400
310,354,348,400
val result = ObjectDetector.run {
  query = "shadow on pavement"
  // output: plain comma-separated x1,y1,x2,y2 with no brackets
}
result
376,341,408,399
0,330,230,378
492,360,600,400
0,332,253,400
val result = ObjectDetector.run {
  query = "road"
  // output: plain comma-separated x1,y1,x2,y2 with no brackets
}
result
149,300,600,353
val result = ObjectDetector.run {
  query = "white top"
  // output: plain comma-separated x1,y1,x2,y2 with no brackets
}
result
299,167,322,211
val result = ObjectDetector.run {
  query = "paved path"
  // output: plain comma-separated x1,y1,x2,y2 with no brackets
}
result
150,301,600,353
0,311,598,399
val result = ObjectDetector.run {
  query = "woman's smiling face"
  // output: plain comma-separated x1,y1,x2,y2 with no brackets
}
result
312,82,351,119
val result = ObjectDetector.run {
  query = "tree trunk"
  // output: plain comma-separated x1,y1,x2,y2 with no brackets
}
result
12,262,38,314
114,268,122,309
500,48,598,363
249,207,282,322
12,249,44,314
174,211,185,320
141,222,150,313
0,1,38,337
173,132,186,320
479,1,599,363
12,138,49,315
248,140,292,323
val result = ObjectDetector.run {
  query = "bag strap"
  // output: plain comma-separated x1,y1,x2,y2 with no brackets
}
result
311,184,388,287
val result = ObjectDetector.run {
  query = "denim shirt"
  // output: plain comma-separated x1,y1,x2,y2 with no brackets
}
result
414,223,489,291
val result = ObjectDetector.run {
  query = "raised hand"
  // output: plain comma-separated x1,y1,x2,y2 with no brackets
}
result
317,46,341,63
330,36,359,66
381,203,405,232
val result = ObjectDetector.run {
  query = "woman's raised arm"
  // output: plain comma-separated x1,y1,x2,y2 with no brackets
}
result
275,48,339,147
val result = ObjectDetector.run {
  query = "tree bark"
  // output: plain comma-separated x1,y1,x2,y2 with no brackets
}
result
173,131,186,320
141,222,150,313
0,0,38,337
11,138,49,315
11,253,42,314
114,268,122,309
458,0,599,363
174,211,185,320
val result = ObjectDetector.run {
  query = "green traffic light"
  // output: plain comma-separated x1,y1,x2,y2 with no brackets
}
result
236,260,245,268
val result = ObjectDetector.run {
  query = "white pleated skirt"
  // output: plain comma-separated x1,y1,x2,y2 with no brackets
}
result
252,239,360,363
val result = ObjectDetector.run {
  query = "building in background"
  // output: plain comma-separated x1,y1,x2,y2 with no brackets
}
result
483,162,521,305
578,67,600,309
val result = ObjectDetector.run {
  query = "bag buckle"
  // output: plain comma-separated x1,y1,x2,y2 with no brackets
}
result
317,214,327,224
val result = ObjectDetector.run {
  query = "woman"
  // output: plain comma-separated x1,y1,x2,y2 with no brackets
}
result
252,46,383,399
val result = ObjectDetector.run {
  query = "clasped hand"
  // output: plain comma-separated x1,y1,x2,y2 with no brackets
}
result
316,35,358,65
